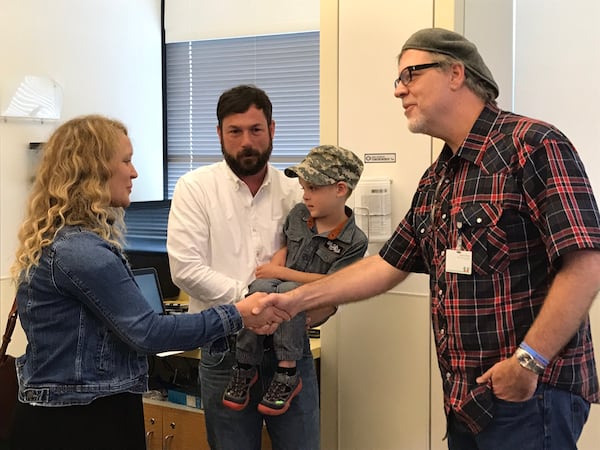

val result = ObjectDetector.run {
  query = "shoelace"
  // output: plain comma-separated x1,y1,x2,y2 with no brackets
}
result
263,379,294,401
226,371,253,396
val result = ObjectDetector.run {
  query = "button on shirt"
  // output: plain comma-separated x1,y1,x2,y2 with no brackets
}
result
167,161,302,312
379,104,600,433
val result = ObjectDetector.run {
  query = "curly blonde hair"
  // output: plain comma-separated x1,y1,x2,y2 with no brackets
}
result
11,115,129,283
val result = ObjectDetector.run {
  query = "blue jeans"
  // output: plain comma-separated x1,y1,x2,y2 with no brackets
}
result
447,384,590,450
199,335,320,450
237,279,306,364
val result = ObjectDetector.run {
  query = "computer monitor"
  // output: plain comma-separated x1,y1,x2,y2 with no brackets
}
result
125,251,180,299
133,267,166,315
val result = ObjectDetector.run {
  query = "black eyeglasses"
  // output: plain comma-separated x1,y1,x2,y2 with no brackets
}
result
394,62,441,88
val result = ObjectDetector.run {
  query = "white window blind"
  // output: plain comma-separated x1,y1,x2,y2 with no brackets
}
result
124,200,171,252
165,31,320,197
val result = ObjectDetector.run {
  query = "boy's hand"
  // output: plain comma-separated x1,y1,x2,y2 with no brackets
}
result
255,262,283,279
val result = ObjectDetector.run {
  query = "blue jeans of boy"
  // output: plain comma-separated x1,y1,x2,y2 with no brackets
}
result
447,383,590,450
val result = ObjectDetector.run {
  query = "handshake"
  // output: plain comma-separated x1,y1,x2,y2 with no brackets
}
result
233,290,332,335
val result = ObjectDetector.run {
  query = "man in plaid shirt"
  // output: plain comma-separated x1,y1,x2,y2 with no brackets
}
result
256,28,600,449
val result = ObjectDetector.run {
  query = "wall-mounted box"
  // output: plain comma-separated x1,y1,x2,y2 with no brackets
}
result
353,177,392,243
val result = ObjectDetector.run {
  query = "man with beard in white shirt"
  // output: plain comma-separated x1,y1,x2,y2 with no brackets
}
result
168,85,325,450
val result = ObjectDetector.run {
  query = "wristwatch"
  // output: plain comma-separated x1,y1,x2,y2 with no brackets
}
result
514,347,545,375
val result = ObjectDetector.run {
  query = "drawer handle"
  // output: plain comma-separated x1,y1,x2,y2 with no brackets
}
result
145,431,153,448
164,434,174,450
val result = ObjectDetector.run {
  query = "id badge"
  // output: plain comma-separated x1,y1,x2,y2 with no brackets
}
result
446,249,472,275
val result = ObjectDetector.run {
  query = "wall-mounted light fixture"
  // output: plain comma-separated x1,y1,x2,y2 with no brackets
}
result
1,75,63,123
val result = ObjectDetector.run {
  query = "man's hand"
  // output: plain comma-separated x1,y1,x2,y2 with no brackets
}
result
253,290,301,319
476,355,538,402
235,292,290,331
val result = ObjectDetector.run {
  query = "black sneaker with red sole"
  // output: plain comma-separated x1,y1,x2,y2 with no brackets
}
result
257,372,302,416
222,366,258,411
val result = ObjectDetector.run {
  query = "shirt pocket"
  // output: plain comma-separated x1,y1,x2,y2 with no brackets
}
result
316,241,345,266
413,211,436,270
285,233,303,267
456,203,509,275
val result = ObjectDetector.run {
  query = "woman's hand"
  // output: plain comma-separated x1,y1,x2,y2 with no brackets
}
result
235,292,290,334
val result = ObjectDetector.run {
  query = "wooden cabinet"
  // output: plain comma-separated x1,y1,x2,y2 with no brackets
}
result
143,399,272,450
144,401,207,450
142,342,321,449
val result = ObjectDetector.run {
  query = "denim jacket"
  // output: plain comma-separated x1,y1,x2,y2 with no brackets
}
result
16,226,243,406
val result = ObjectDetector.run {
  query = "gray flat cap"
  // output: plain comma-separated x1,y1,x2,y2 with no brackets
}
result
402,28,499,99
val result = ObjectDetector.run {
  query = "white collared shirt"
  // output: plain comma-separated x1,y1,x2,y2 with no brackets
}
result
167,161,302,313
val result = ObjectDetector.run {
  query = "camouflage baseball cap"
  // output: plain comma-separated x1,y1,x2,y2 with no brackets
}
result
284,145,364,189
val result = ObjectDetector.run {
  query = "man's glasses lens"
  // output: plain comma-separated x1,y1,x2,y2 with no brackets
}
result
394,62,441,88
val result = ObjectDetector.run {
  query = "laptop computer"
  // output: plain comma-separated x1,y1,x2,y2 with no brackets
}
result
133,267,167,315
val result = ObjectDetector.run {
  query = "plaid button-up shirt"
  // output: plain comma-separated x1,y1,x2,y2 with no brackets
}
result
380,104,600,433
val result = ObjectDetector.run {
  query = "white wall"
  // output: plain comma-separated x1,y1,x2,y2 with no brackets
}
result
165,0,319,42
321,1,434,448
0,0,163,351
513,1,600,194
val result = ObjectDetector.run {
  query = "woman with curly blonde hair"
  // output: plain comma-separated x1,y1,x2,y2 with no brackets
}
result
12,115,129,282
9,115,286,450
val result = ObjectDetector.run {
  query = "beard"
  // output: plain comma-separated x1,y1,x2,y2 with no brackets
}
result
406,115,428,135
221,138,273,178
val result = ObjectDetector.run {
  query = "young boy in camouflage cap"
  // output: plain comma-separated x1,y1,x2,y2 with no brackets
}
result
223,145,368,415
